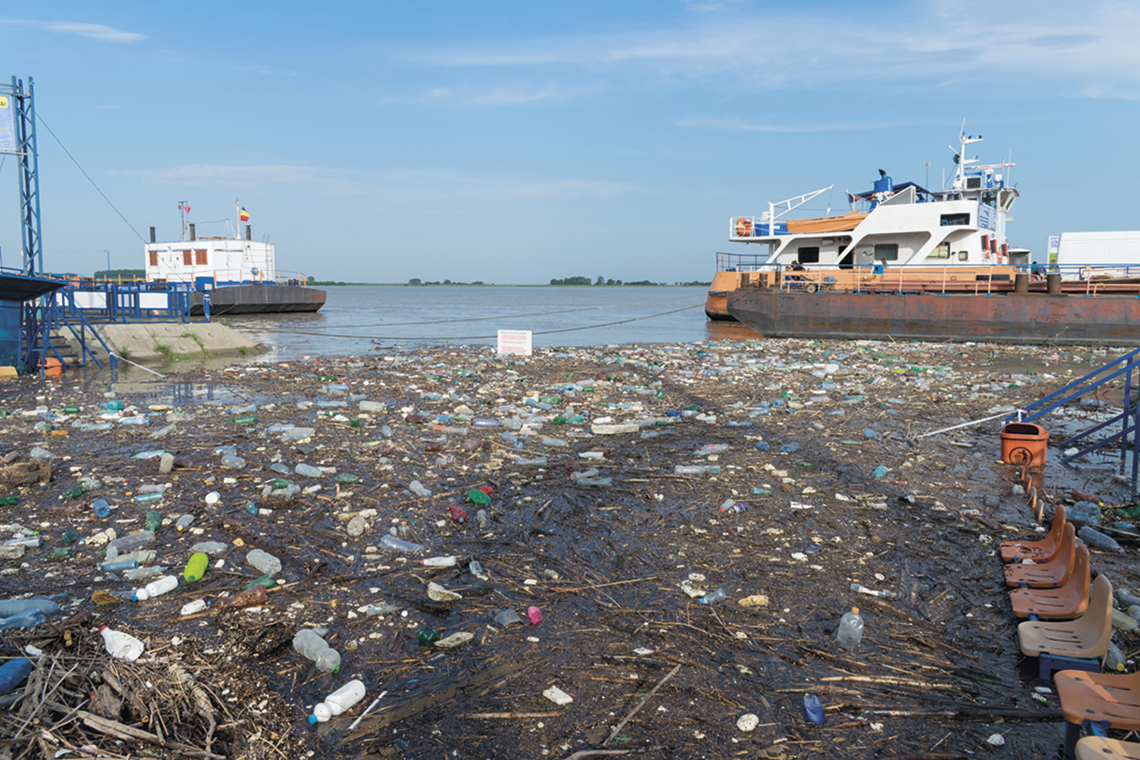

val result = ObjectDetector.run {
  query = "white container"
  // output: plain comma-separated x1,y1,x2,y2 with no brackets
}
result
836,607,864,650
132,575,178,602
180,599,209,616
421,556,457,567
100,626,145,661
309,679,366,723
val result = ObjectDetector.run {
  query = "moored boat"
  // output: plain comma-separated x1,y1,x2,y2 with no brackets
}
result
145,202,325,316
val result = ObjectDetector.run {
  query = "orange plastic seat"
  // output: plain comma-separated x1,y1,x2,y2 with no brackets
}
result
1002,505,1067,563
1076,737,1140,760
1010,546,1091,619
1057,669,1140,759
1019,575,1113,660
1005,523,1077,588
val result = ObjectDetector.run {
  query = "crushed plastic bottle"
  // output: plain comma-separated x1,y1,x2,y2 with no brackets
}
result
699,588,727,604
100,626,144,661
309,679,366,723
0,658,33,696
105,531,155,560
293,628,341,672
408,480,431,498
0,608,44,629
247,549,282,575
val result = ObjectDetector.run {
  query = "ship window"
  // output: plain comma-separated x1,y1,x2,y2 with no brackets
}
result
958,250,969,261
873,243,899,261
148,251,157,267
941,213,970,226
927,243,950,259
182,250,192,266
195,249,208,265
797,247,820,264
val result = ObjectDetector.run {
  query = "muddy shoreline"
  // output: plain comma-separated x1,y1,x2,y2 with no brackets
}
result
0,339,1137,759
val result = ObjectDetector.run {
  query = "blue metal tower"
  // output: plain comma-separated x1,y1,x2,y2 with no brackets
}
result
9,76,42,276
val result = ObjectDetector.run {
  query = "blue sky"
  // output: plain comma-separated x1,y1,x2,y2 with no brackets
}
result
2,1,1138,284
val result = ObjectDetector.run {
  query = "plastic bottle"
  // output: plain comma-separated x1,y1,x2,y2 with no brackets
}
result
221,455,246,470
802,694,825,725
295,463,323,478
132,492,163,504
180,599,208,616
1078,526,1126,554
175,514,195,532
421,556,457,567
527,606,544,624
467,488,491,506
0,608,44,629
100,626,144,661
190,541,228,555
145,510,163,532
408,480,431,498
247,549,282,575
379,535,423,552
184,553,209,583
476,509,488,528
699,588,727,604
101,559,138,572
105,531,155,560
132,575,178,602
125,566,167,581
0,657,33,696
836,607,864,650
159,453,175,474
92,498,111,519
448,505,467,524
1105,642,1127,672
0,598,60,617
309,679,366,723
293,628,341,672
674,465,722,476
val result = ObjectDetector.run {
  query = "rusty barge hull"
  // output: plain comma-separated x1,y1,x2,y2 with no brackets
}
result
726,290,1140,345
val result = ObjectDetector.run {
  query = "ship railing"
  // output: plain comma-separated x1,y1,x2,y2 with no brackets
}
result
143,268,314,287
1005,347,1140,493
772,265,1014,294
715,251,769,273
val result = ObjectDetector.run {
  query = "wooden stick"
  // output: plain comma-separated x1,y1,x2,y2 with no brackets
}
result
461,711,563,719
603,663,681,747
552,576,657,594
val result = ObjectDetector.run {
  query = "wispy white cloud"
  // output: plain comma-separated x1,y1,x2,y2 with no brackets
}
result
394,2,1140,99
117,164,365,195
419,84,574,107
117,164,633,202
43,21,144,43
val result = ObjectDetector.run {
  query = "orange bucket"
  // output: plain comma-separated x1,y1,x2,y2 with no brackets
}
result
40,357,62,377
1000,422,1048,465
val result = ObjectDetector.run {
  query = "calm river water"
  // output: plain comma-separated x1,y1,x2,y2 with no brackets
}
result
215,285,759,361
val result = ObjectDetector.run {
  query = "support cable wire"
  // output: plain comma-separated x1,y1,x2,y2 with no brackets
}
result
36,112,146,243
274,292,701,331
251,302,704,341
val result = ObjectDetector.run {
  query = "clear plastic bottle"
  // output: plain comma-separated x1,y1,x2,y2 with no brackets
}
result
105,531,156,560
699,588,727,604
132,575,178,602
408,480,431,498
380,535,423,552
293,628,341,672
221,455,246,470
175,514,194,532
674,465,722,476
247,549,282,575
124,565,167,581
92,498,111,519
0,598,60,617
309,678,366,723
836,607,864,650
295,463,323,478
190,541,228,555
0,608,44,629
1106,642,1126,672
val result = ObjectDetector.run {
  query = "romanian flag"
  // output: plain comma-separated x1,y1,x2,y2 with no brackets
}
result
240,206,250,222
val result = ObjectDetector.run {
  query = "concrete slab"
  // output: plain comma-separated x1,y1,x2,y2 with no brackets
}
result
83,323,261,364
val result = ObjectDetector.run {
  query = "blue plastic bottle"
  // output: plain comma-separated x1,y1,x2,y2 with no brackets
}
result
0,658,33,696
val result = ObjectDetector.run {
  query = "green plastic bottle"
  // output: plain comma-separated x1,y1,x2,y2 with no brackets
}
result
0,495,17,507
467,488,491,506
62,531,79,545
417,627,440,646
184,552,209,583
233,415,257,425
244,573,276,590
145,510,162,532
349,417,362,429
337,473,360,484
49,547,75,561
133,492,163,504
60,486,86,501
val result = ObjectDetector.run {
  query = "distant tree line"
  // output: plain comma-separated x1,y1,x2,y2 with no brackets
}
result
549,276,710,286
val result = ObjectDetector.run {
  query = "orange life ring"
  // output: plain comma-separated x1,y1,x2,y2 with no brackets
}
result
735,217,753,236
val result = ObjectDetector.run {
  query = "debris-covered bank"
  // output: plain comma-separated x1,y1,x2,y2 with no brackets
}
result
0,338,1138,760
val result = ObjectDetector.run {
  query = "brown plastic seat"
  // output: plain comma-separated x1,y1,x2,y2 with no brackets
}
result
1076,737,1140,760
1010,545,1091,619
1057,669,1140,759
1005,522,1077,588
1019,574,1114,659
1002,505,1067,562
